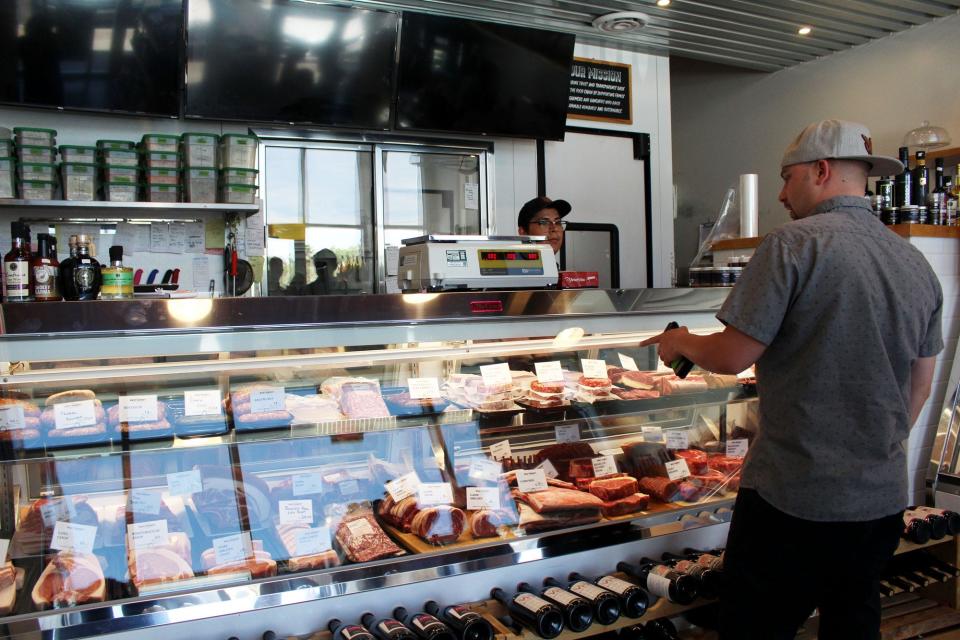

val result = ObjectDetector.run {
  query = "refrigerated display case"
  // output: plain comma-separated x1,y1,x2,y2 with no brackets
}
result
0,288,753,639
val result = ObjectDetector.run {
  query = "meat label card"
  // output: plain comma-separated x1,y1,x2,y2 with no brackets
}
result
555,424,580,443
468,458,502,482
666,430,689,450
727,439,749,458
642,426,664,442
618,353,640,371
592,455,618,477
385,472,420,502
119,395,158,423
40,500,75,527
339,480,360,496
249,388,285,413
346,518,375,537
665,459,691,481
489,439,512,461
535,361,564,383
536,459,559,479
296,526,332,555
480,363,512,387
516,468,549,493
184,390,223,417
0,405,25,431
581,359,608,379
292,473,324,496
407,377,441,400
417,483,454,506
130,489,162,515
214,533,251,566
167,469,203,496
279,500,314,525
53,400,97,429
51,521,97,554
129,520,168,549
466,487,501,510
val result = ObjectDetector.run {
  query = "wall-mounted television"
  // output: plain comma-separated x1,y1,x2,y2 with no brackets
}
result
185,0,399,129
395,14,575,140
0,0,183,117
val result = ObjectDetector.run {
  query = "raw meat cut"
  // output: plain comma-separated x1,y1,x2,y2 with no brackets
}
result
377,495,420,532
618,371,659,390
0,562,18,615
277,523,340,571
601,493,650,518
15,497,99,555
31,552,105,609
512,487,604,514
588,476,639,501
611,387,661,400
658,376,708,395
677,481,702,502
335,510,404,563
339,383,390,419
533,442,596,482
128,536,194,593
673,450,709,475
410,506,466,545
637,477,679,502
708,455,744,473
201,540,277,579
469,510,515,538
191,466,272,532
516,503,601,533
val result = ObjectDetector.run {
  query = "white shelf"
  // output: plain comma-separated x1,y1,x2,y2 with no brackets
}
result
0,198,260,219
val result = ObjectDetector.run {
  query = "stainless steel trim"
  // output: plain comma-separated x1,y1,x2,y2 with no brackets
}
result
401,235,545,245
375,145,387,293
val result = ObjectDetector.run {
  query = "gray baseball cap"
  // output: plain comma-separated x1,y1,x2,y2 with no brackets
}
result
781,119,903,177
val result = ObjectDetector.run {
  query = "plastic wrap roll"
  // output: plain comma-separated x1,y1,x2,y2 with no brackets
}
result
739,174,758,237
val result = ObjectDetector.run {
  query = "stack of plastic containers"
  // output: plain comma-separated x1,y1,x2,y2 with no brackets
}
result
59,144,97,201
181,133,218,203
218,134,259,204
15,127,57,200
98,140,139,202
0,128,14,199
141,134,180,202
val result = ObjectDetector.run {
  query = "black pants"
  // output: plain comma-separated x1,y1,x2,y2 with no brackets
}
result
720,488,902,640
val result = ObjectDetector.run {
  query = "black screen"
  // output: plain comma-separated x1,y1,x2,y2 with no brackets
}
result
185,0,398,129
0,0,182,116
395,14,575,140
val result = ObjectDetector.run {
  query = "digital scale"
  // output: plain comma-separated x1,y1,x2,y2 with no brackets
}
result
397,235,559,291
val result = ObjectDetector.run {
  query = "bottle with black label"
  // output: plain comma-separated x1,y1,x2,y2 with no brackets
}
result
329,619,376,640
617,560,698,605
519,580,593,632
361,612,417,640
3,221,33,302
876,176,894,208
569,571,648,619
914,150,929,206
660,552,721,599
896,147,913,207
544,575,620,625
424,600,494,640
31,233,60,301
490,587,564,639
902,512,932,544
929,158,948,225
61,234,101,301
907,505,960,536
393,607,456,640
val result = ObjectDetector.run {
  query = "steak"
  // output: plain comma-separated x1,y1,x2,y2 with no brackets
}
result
588,476,639,501
637,477,679,502
601,493,650,518
516,503,600,533
469,509,514,538
673,450,709,475
611,387,660,400
31,553,105,609
513,487,603,514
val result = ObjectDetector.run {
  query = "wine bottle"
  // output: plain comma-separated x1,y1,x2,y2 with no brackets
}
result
905,509,947,540
896,147,913,207
682,547,725,571
907,505,960,536
903,512,932,544
496,616,522,635
544,575,620,626
884,575,917,593
424,601,493,640
361,613,417,640
661,552,721,599
644,618,680,640
519,581,593,632
490,587,564,639
393,607,456,640
619,624,651,640
569,571,648,618
914,150,929,206
916,554,960,578
329,619,377,640
617,560,698,605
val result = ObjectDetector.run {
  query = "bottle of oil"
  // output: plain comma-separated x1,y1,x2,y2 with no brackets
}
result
101,245,133,299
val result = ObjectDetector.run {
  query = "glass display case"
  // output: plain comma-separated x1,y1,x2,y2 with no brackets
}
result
0,289,754,638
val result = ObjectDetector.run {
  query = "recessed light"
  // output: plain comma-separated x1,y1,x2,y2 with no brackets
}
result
656,0,670,7
798,26,812,35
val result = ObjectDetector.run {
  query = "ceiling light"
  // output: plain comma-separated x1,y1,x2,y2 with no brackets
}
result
592,11,651,33
656,0,670,6
798,26,812,35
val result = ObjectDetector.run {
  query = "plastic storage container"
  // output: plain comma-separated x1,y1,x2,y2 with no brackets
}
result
144,167,179,185
103,181,138,202
19,179,55,200
220,183,258,204
60,145,97,163
102,165,138,185
13,127,56,146
141,134,179,153
61,163,97,201
18,145,55,164
184,167,217,203
220,167,258,186
182,133,218,167
0,140,13,157
144,184,179,203
101,149,138,167
97,139,136,151
0,158,15,199
143,151,179,169
18,162,56,181
219,134,257,169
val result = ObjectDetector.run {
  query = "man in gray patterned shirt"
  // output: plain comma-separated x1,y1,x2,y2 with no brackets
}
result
643,120,942,639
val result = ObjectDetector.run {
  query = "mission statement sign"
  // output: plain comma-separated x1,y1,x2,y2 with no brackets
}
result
567,58,632,125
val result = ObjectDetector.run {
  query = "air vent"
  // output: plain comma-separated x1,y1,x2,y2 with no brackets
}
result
592,11,650,33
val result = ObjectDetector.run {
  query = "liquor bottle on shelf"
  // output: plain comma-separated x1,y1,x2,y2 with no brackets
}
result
519,581,593,632
61,234,101,301
914,150,929,207
329,618,377,640
424,600,494,640
393,607,457,640
903,511,933,544
490,587,564,639
896,147,913,207
361,612,417,640
617,559,698,605
876,176,894,208
31,233,60,302
946,176,958,225
3,221,33,302
544,575,620,625
660,552,721,599
907,505,960,536
569,570,648,618
929,158,948,225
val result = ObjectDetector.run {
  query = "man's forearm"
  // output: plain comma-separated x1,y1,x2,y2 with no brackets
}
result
677,331,758,375
909,356,937,426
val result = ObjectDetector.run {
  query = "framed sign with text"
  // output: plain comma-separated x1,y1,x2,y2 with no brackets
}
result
567,57,632,125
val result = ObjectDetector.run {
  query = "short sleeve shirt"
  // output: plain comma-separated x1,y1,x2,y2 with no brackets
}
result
718,195,943,521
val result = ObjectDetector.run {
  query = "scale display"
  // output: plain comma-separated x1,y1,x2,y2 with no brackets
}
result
477,250,544,276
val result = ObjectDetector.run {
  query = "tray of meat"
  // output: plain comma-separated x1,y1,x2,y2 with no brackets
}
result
601,493,650,518
39,390,112,449
382,387,451,417
0,396,44,450
227,384,294,432
31,552,106,610
339,382,391,420
517,380,570,418
187,467,273,536
105,399,174,443
335,506,405,563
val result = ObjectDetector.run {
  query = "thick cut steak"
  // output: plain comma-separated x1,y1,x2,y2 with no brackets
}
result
601,493,650,518
588,476,639,501
513,487,603,514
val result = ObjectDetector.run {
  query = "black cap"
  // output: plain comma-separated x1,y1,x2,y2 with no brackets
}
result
518,196,572,229
109,245,123,261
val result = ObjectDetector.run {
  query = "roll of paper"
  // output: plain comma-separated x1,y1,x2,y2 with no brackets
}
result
739,173,759,238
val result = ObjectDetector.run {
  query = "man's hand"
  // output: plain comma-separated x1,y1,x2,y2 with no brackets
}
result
640,326,689,367
639,325,767,375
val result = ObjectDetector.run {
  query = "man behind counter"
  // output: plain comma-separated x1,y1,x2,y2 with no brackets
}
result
517,195,571,258
643,120,943,639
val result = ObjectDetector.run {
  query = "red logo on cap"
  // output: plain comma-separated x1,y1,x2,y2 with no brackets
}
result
862,134,873,155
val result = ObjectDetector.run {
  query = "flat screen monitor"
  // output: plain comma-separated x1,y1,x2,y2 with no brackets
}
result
395,14,575,140
185,0,398,129
0,0,183,117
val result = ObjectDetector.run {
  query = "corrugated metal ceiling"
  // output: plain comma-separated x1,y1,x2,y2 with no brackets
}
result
346,0,960,71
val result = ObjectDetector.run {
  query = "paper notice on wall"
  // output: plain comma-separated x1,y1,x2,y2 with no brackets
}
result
245,226,265,257
464,183,479,210
168,223,186,254
185,222,205,254
150,223,170,253
131,224,151,253
192,256,211,292
385,246,400,277
205,218,226,251
246,210,265,230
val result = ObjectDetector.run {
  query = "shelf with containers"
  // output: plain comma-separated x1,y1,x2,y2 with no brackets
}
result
0,289,753,639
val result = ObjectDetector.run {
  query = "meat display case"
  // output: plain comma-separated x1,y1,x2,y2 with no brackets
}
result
0,289,755,640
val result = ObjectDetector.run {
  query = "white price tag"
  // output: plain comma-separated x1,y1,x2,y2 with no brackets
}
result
534,361,565,383
516,468,548,493
53,400,97,430
599,447,624,457
0,405,25,431
665,430,690,450
555,424,580,443
407,377,441,400
417,483,454,506
489,439,512,461
51,521,97,554
466,487,501,510
40,499,75,527
279,500,314,525
129,520,168,549
665,459,691,481
213,532,250,566
130,489,162,515
292,473,324,496
536,459,559,479
726,439,749,458
0,538,9,562
346,518,375,537
339,480,360,496
296,526,332,555
385,471,420,502
592,455,618,477
468,458,503,482
184,390,222,417
618,354,640,371
119,395,158,423
480,363,512,387
167,469,203,496
580,359,608,380
642,426,664,443
249,388,285,413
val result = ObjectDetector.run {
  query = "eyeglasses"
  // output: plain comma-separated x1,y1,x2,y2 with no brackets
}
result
529,218,567,229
